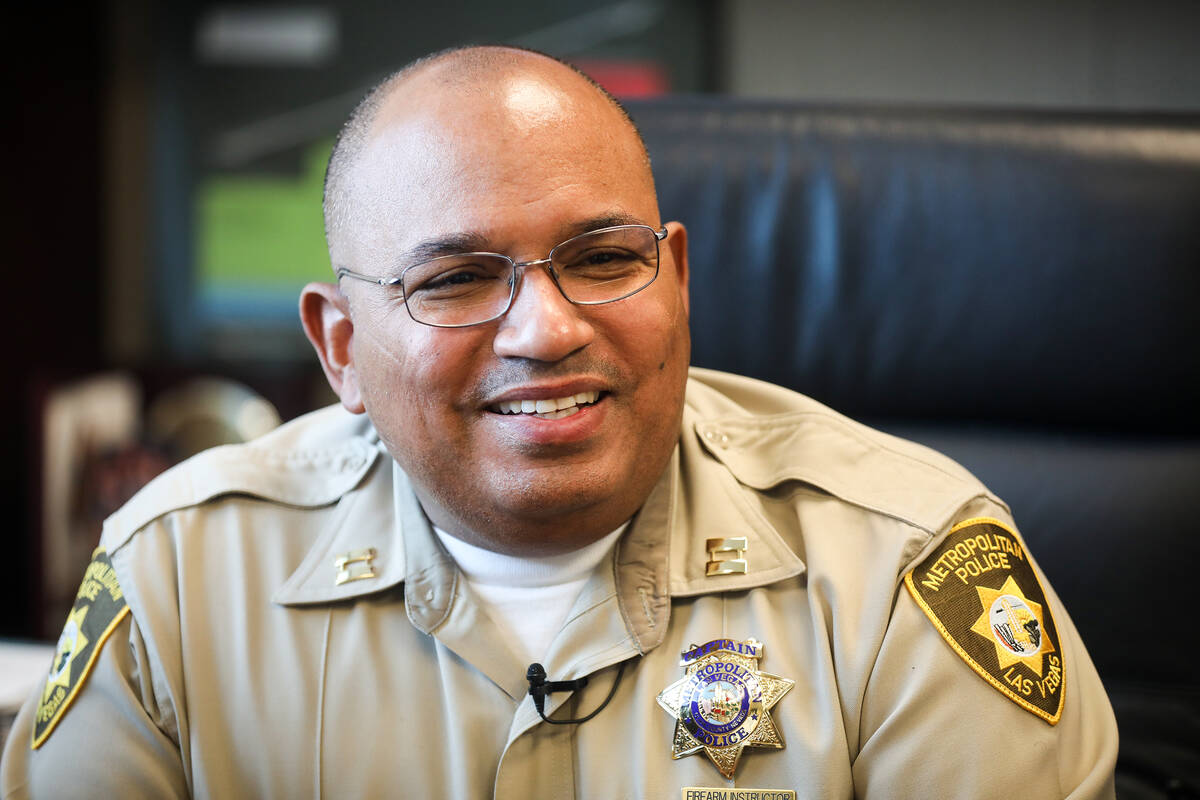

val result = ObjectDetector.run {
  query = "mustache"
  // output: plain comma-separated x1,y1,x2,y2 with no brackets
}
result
471,356,626,402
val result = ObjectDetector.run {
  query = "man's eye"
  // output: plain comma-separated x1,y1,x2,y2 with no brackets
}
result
406,262,504,297
424,271,484,289
581,250,623,264
561,249,641,272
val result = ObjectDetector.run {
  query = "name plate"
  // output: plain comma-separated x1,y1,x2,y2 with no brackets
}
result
681,790,796,800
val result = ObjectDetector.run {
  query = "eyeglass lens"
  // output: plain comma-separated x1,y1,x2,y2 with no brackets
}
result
402,226,660,327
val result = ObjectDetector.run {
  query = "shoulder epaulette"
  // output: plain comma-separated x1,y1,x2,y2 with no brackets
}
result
686,369,997,535
103,405,380,554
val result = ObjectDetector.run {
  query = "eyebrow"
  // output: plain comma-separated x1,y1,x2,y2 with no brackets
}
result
403,232,493,264
560,212,650,239
398,212,654,266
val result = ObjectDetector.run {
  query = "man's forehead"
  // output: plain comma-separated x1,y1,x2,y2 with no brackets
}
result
347,119,645,223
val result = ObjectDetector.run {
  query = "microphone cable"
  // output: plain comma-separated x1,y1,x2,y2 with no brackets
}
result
525,660,627,725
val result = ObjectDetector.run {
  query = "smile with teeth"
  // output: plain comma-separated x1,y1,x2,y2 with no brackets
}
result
491,391,601,420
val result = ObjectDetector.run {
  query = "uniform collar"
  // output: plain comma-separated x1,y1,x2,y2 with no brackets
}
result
665,402,808,598
512,397,810,655
272,442,408,605
274,404,808,632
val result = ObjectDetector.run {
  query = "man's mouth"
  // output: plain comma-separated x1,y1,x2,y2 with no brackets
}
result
489,390,601,420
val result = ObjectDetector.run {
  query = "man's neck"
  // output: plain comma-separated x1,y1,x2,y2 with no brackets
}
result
435,523,629,587
434,523,629,665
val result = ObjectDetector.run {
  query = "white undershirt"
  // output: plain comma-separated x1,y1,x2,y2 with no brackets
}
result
434,524,629,666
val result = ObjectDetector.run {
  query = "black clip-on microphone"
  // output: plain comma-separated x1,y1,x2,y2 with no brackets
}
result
525,661,627,725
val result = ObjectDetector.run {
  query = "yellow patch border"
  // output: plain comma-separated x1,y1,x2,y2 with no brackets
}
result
32,604,131,749
904,516,1065,725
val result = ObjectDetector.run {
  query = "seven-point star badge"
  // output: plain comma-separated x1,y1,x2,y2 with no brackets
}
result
656,638,794,778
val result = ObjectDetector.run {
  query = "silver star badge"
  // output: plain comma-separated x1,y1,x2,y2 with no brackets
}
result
656,638,794,778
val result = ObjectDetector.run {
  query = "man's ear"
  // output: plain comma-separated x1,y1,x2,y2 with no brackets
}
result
665,221,689,316
299,282,365,414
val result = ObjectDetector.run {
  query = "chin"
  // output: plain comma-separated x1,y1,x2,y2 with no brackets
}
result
464,472,640,546
491,473,622,519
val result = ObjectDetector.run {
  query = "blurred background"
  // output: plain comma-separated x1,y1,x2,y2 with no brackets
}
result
5,0,1200,642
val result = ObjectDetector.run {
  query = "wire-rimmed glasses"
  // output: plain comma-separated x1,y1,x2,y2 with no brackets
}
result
335,224,668,328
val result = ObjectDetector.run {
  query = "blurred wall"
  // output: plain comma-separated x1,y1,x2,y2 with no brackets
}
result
726,0,1200,110
6,8,105,639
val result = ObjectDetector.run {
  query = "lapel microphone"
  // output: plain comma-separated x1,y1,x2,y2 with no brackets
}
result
525,661,627,725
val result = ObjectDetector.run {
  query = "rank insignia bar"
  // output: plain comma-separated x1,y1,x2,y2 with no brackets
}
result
905,517,1065,724
657,638,794,778
705,537,748,576
334,548,377,586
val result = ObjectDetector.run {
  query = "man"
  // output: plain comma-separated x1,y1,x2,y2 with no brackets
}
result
2,46,1117,798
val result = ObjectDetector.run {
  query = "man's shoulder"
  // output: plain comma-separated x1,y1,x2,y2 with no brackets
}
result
101,404,381,555
684,367,1000,535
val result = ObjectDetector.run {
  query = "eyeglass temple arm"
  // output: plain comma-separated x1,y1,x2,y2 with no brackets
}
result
335,267,389,285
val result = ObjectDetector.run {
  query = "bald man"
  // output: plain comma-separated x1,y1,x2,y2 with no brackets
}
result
2,47,1117,799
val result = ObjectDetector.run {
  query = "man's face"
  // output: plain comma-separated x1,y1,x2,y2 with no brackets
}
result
331,64,690,555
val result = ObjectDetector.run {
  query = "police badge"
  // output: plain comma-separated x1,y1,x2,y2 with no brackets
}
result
657,639,794,778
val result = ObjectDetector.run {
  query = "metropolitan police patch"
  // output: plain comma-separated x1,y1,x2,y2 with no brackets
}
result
33,547,130,748
905,517,1064,724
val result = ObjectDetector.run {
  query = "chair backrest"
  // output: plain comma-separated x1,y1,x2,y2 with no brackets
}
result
628,96,1200,798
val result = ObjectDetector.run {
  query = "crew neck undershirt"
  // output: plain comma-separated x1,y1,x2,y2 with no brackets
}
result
433,523,629,666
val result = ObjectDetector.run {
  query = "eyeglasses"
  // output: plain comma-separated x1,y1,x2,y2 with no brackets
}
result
335,224,668,328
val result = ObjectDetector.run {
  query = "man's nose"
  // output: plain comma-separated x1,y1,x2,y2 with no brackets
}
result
492,264,594,362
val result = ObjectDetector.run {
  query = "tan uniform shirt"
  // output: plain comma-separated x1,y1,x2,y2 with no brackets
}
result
1,368,1117,799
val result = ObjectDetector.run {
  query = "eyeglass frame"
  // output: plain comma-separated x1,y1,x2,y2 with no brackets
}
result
334,224,669,328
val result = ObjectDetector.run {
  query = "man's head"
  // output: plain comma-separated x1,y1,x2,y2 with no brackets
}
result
301,46,690,556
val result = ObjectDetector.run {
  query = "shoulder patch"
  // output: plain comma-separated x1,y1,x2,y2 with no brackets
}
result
904,518,1064,724
33,547,130,748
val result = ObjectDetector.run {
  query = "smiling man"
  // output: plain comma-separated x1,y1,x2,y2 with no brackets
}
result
306,49,691,558
2,47,1117,799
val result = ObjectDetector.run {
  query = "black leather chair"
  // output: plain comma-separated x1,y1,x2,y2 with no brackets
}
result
627,96,1200,799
